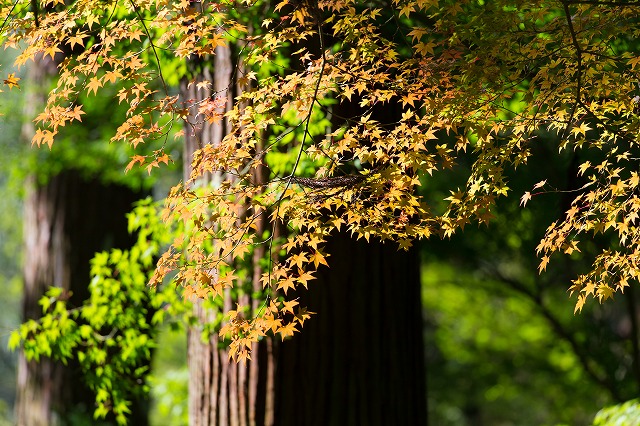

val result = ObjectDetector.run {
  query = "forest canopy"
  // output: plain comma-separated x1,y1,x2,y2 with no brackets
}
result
2,0,640,368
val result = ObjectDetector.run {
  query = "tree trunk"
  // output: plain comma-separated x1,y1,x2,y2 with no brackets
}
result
276,234,427,426
184,43,426,426
15,55,147,426
184,7,426,423
184,36,278,426
16,171,145,425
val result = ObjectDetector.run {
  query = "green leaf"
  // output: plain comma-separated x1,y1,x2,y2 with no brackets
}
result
8,330,21,350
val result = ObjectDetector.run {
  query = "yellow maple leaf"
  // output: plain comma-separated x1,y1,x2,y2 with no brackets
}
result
296,269,315,289
596,285,614,303
574,294,587,314
3,73,20,89
43,44,63,60
282,299,299,315
538,255,550,273
66,32,89,50
310,250,329,268
125,155,146,173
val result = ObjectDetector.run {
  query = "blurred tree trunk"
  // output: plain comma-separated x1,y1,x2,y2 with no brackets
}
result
15,56,147,425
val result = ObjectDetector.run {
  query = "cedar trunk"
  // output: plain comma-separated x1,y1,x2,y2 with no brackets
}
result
184,43,426,426
276,234,427,426
16,172,145,425
15,55,147,425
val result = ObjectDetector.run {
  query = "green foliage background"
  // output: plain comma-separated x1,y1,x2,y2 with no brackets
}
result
0,48,25,425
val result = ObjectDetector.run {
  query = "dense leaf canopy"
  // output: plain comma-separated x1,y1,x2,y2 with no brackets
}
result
3,0,640,361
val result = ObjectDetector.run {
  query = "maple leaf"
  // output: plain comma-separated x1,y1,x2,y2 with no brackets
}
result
43,44,63,60
571,122,592,137
532,180,547,190
295,307,313,326
407,27,428,42
3,73,20,89
538,255,550,273
66,32,89,50
574,294,587,314
596,285,614,303
86,77,103,95
578,161,591,176
277,276,296,294
399,2,415,18
296,269,315,289
582,281,596,297
617,277,629,293
157,153,171,166
277,322,298,341
282,236,298,253
282,299,299,314
398,238,413,250
66,105,85,123
125,155,146,173
103,70,122,84
289,252,308,269
310,250,329,268
415,41,435,56
342,85,354,101
32,129,55,149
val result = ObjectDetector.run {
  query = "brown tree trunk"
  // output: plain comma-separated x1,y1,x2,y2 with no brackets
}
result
16,172,145,426
15,55,147,426
184,37,278,426
185,12,426,426
276,234,427,426
185,50,426,426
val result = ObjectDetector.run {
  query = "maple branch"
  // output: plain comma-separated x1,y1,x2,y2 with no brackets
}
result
560,0,584,141
286,24,326,187
577,99,638,146
128,0,169,95
0,0,21,34
292,174,367,189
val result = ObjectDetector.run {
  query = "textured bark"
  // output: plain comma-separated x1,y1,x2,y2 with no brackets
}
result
185,16,425,426
275,234,427,426
15,54,147,426
185,39,277,426
268,38,427,424
184,44,245,426
16,171,144,425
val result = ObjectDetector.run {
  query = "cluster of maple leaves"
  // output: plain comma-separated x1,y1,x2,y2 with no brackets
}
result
3,0,640,359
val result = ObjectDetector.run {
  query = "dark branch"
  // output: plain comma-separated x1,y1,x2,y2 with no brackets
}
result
560,0,584,141
292,174,366,189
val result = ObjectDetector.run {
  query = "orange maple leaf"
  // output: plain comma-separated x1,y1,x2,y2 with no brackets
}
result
86,77,103,95
277,276,296,295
